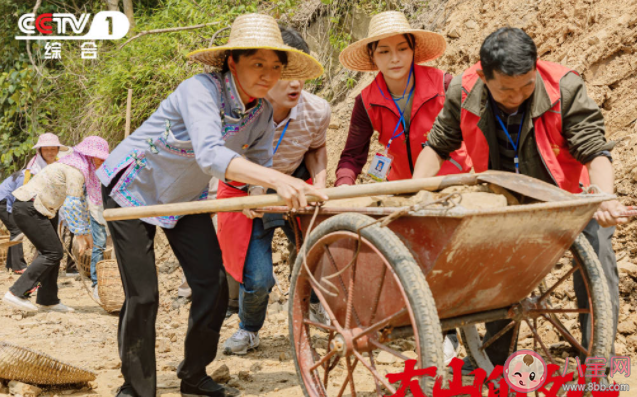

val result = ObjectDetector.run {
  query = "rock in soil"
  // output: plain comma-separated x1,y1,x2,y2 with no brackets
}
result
8,381,42,397
212,364,231,384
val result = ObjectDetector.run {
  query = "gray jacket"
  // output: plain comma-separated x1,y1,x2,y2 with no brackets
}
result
97,71,275,228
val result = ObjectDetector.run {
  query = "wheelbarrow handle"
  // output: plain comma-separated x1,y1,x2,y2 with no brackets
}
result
103,174,478,222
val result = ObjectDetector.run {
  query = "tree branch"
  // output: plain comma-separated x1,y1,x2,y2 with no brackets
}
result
27,0,43,78
118,21,221,50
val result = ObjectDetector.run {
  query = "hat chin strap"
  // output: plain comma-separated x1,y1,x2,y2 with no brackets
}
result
232,71,256,105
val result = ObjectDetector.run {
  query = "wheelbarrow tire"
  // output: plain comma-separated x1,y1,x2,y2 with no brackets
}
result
461,233,613,374
569,233,613,359
289,212,444,396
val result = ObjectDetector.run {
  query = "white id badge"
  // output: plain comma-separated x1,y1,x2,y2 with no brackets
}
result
368,152,393,182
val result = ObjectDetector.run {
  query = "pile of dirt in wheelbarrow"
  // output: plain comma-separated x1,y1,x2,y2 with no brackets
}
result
323,184,510,210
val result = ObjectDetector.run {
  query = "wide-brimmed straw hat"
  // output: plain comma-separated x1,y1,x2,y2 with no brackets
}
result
187,14,323,81
339,11,446,72
33,133,68,151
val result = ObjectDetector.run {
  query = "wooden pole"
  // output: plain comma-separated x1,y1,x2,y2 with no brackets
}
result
125,88,133,138
103,174,477,221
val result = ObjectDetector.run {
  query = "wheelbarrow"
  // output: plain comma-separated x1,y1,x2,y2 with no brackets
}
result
103,171,614,396
257,175,614,396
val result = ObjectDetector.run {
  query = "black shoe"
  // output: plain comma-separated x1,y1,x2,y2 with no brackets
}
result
115,384,138,397
461,356,477,375
225,305,238,319
181,376,241,397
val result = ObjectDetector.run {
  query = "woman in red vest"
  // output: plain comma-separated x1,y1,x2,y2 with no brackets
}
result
335,11,464,365
335,11,471,186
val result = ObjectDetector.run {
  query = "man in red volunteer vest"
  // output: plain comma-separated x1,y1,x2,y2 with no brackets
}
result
413,28,627,370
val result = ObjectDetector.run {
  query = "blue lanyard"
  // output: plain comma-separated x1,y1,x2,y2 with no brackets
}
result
494,111,525,173
273,119,291,155
376,64,415,151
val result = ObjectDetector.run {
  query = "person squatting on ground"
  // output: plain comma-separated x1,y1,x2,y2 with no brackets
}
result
412,27,626,370
335,10,465,364
2,136,109,314
220,26,331,356
0,171,27,273
97,14,325,397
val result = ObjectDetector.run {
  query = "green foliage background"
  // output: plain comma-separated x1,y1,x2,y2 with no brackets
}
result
0,0,395,178
0,0,275,177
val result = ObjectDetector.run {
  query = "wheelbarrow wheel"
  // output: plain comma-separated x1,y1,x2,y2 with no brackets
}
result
289,213,444,397
461,233,613,376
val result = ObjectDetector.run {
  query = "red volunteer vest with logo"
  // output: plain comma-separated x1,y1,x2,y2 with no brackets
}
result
361,65,471,181
460,60,589,193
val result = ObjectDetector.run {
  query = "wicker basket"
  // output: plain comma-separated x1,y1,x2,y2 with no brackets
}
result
75,249,92,278
0,236,8,263
96,259,124,314
0,341,96,385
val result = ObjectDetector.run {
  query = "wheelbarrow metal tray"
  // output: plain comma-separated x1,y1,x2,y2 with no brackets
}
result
275,194,608,327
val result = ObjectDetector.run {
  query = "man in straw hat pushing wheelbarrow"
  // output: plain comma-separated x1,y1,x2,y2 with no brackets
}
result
97,13,325,397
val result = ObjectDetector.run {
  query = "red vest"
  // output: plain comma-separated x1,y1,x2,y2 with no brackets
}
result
361,65,471,181
460,60,588,193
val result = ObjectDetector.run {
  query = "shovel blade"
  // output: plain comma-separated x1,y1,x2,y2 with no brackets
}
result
477,171,574,202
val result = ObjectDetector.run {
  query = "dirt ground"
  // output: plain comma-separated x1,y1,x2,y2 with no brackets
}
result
2,0,637,395
0,233,419,397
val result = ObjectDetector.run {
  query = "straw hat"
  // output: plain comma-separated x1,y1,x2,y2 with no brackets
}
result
33,133,68,151
187,14,323,80
339,11,446,72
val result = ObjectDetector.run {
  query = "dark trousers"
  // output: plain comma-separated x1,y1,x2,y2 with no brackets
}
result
484,219,619,365
103,183,228,397
0,200,27,271
9,201,62,305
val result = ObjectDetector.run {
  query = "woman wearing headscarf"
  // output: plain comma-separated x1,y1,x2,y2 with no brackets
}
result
0,171,27,273
98,14,325,397
2,136,109,314
335,11,471,186
24,132,68,183
24,133,80,274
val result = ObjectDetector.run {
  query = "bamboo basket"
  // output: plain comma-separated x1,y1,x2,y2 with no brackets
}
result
103,247,113,260
75,249,92,278
0,341,96,385
72,245,114,279
0,236,9,263
96,259,124,314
